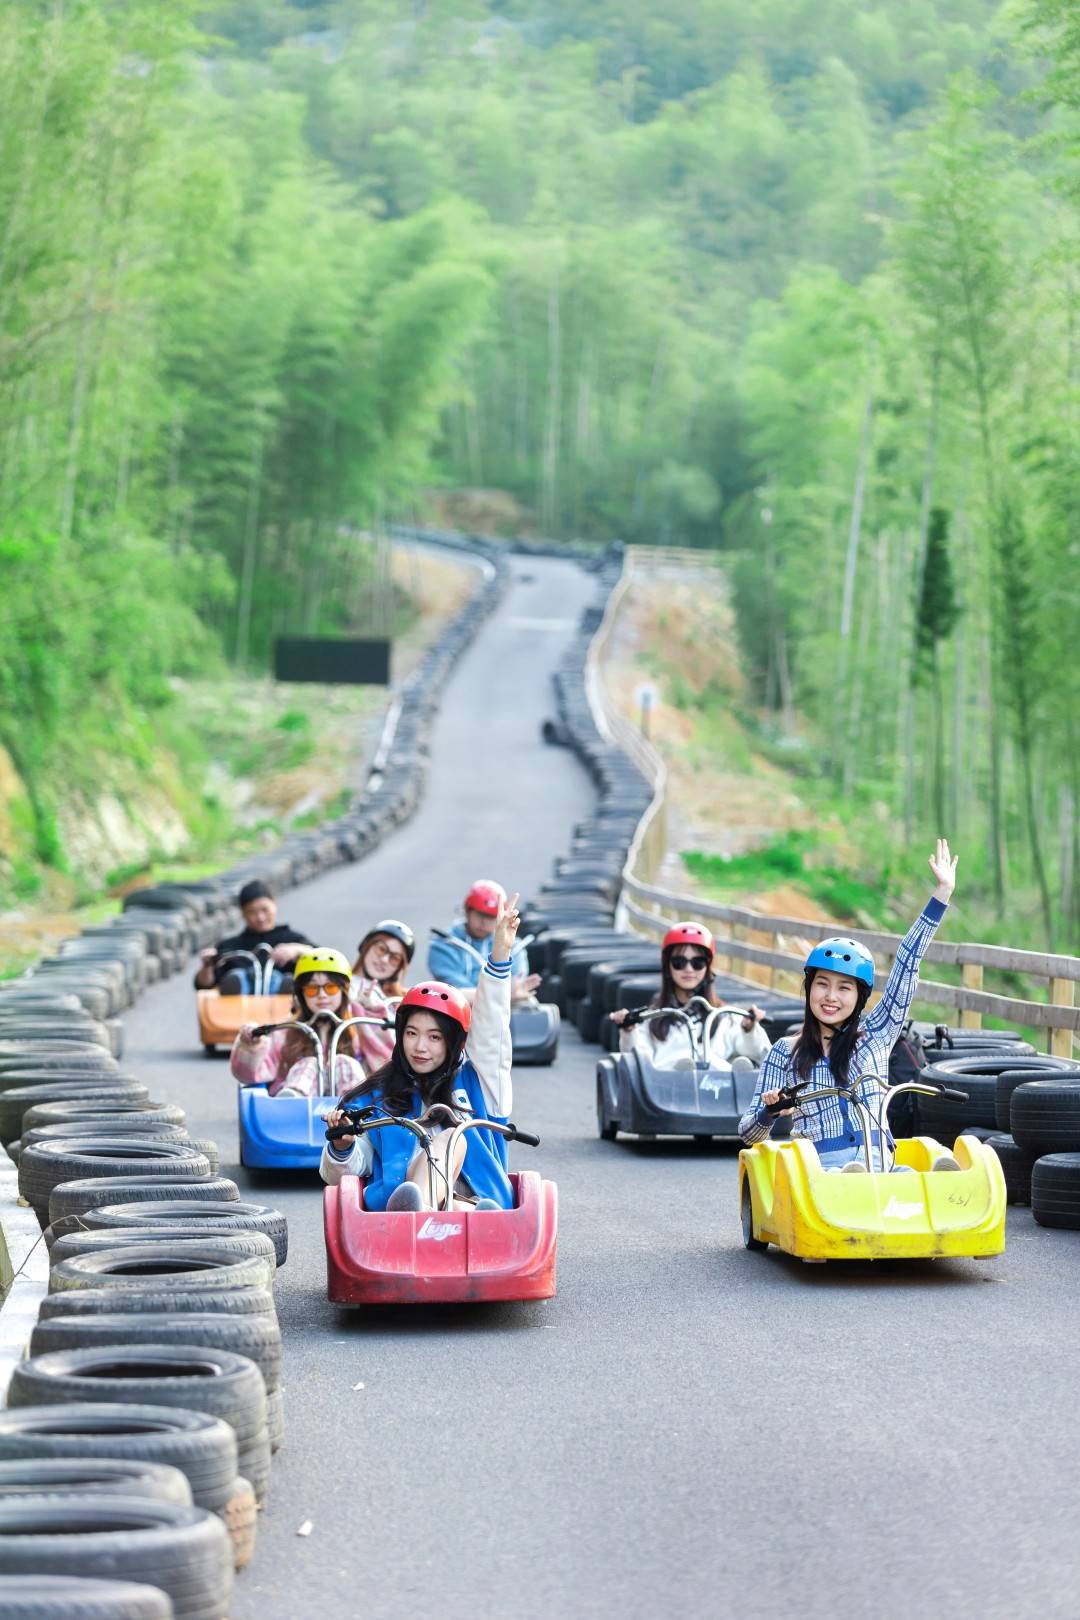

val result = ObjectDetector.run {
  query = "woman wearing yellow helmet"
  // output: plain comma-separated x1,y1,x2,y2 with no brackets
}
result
231,947,366,1097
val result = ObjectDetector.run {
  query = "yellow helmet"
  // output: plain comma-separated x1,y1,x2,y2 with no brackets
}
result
293,948,351,981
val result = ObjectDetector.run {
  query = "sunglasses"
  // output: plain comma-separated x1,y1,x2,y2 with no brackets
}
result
670,953,710,970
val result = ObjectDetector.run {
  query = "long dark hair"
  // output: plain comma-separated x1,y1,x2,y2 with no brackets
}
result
342,1005,467,1114
791,968,871,1085
280,974,359,1070
649,945,721,1041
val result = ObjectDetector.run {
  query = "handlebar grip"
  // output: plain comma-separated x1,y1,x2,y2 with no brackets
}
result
620,1007,649,1029
938,1086,970,1102
249,1025,276,1040
325,1122,355,1142
430,927,450,940
764,1086,802,1116
508,1126,541,1147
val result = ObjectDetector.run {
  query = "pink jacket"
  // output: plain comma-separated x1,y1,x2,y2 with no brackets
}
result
230,997,396,1098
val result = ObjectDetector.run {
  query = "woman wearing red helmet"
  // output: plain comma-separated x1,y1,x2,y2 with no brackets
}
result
321,892,522,1212
609,922,770,1066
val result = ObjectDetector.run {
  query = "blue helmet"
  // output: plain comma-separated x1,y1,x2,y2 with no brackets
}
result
804,936,875,989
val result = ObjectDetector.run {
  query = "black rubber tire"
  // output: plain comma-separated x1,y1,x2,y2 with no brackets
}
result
0,1456,192,1506
995,1064,1080,1132
189,1139,220,1176
39,1286,276,1323
983,1133,1038,1205
49,1177,240,1226
31,1314,282,1394
85,1202,288,1267
21,1122,191,1156
48,1244,274,1297
265,1387,284,1453
0,1085,150,1146
0,1575,174,1619
8,1348,270,1506
741,1182,767,1251
921,1054,1077,1085
1031,1153,1080,1228
23,1101,185,1132
47,1229,277,1273
0,1055,120,1079
0,1405,238,1511
917,1076,1000,1135
21,1141,211,1221
1011,1081,1080,1155
0,1497,232,1620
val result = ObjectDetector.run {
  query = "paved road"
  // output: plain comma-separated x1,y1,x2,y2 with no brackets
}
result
123,557,1080,1620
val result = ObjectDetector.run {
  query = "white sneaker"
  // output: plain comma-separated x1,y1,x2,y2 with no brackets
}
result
931,1154,961,1172
840,1160,868,1174
386,1182,425,1211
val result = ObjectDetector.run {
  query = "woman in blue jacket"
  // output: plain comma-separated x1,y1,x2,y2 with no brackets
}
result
321,891,520,1212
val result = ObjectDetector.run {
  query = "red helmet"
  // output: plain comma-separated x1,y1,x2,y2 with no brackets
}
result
397,980,472,1034
464,879,505,917
662,922,715,956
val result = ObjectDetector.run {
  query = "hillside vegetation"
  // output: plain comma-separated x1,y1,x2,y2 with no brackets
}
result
1,1,1077,947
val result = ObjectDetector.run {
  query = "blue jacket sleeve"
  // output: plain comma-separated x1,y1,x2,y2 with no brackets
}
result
427,934,479,989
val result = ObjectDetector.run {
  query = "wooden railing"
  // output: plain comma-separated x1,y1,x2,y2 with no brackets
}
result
586,552,1080,1057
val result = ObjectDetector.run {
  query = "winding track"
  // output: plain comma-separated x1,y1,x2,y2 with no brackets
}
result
123,557,1080,1620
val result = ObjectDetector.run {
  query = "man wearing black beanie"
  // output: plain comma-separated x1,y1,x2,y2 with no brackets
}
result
194,880,312,995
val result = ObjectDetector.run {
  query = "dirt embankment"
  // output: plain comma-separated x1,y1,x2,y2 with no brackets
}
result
602,565,840,929
0,545,478,972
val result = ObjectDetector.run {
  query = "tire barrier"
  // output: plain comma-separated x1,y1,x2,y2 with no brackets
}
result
0,531,514,1600
0,1497,232,1619
520,557,808,1059
0,1575,177,1619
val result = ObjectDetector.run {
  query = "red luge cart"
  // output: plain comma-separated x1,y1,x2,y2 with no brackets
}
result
323,1114,558,1305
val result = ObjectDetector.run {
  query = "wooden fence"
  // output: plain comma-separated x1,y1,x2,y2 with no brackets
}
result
586,549,1080,1057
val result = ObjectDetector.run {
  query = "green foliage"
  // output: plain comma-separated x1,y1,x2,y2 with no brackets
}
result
683,834,899,924
0,0,1076,951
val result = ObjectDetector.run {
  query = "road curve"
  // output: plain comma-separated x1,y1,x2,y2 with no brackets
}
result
122,556,1080,1620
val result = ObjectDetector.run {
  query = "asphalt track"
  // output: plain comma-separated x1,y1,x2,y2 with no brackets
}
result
123,557,1080,1620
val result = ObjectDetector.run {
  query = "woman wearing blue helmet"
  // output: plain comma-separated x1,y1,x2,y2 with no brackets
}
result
739,839,958,1170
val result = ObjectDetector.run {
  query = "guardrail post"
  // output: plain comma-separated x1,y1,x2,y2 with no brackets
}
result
960,962,983,1029
1050,977,1075,1058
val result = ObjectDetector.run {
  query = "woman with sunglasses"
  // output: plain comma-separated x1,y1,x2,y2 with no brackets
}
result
231,948,365,1097
609,923,770,1065
348,919,415,1071
321,891,522,1212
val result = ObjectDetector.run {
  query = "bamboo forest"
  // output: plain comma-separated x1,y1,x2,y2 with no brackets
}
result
0,0,1078,950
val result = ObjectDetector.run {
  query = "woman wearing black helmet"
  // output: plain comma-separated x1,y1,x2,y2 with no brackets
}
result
348,919,415,1073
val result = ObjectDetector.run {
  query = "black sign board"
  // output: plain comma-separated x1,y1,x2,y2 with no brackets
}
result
274,637,392,686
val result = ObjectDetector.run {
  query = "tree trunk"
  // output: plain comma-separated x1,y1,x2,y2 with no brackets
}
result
838,363,874,787
235,431,265,669
540,261,561,535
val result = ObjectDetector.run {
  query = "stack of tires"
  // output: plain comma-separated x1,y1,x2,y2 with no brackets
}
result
521,560,806,1048
0,531,519,1613
0,943,289,1614
916,1028,1080,1219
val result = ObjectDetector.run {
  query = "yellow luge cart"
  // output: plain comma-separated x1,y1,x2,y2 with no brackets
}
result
739,1076,1007,1262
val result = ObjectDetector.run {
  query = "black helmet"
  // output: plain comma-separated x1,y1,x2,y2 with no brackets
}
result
357,919,415,964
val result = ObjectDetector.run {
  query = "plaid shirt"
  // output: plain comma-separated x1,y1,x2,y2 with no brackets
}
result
739,899,947,1155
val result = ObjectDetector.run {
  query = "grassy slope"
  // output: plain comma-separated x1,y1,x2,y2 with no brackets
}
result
0,546,475,974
